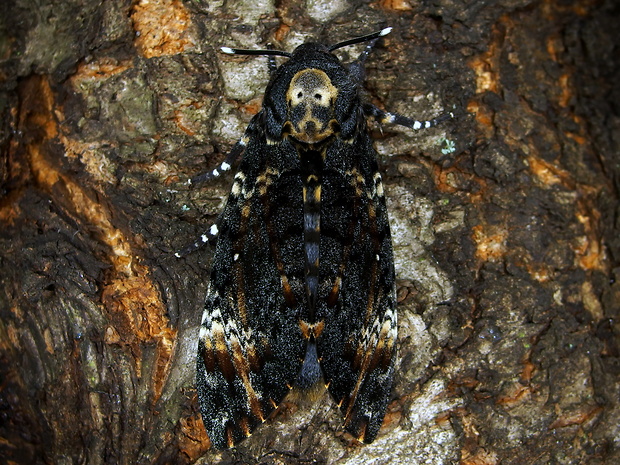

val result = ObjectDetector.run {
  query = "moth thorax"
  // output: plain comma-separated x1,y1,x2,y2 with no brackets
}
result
284,69,340,144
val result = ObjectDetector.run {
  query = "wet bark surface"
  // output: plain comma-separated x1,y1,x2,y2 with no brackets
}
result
1,0,619,464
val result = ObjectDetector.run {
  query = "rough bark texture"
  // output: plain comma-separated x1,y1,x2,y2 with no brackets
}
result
1,0,619,464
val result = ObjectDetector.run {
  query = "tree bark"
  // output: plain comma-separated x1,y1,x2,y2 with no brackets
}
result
1,0,618,464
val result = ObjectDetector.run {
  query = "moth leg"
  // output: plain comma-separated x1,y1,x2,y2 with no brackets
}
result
176,129,252,257
363,102,454,131
175,222,221,258
190,108,269,185
189,136,248,185
268,54,277,76
348,37,381,86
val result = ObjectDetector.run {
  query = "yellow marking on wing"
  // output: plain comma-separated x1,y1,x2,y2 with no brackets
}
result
239,416,251,437
281,276,297,306
230,336,265,422
226,426,235,448
356,421,369,443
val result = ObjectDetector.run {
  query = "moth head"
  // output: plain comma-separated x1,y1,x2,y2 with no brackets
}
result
283,68,341,144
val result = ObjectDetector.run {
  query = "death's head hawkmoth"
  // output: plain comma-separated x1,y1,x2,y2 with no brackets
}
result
188,28,452,449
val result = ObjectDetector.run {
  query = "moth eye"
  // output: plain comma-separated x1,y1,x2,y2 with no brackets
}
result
297,91,303,99
315,93,322,100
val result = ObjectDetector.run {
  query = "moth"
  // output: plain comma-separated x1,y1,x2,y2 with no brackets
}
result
189,27,452,449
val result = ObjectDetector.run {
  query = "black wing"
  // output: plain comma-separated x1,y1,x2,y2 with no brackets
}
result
317,133,397,443
196,122,308,449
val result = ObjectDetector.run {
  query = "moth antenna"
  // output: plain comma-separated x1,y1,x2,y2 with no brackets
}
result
220,47,292,58
328,27,392,52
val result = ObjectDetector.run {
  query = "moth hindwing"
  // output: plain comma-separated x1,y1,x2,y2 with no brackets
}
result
193,27,450,449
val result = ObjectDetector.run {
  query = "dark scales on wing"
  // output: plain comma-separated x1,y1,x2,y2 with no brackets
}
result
195,27,449,449
196,134,308,449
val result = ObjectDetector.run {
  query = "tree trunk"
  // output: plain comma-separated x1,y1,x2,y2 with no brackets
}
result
1,0,618,464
